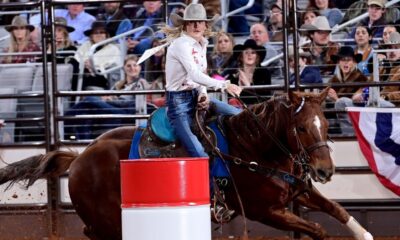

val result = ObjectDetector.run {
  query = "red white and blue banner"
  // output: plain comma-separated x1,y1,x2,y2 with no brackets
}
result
347,107,400,196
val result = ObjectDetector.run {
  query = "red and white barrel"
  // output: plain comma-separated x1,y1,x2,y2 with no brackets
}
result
120,157,211,240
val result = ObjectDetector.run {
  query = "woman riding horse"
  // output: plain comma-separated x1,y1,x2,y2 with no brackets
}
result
0,88,374,240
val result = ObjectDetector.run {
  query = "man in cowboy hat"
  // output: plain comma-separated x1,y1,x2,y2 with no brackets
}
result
300,16,340,76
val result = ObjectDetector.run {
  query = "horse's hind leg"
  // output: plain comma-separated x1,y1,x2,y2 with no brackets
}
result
262,207,327,240
295,186,373,240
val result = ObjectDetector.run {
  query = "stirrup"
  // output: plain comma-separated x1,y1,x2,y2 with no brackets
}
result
213,203,235,223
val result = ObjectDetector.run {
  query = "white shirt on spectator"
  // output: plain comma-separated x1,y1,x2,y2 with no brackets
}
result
74,41,122,76
165,33,227,95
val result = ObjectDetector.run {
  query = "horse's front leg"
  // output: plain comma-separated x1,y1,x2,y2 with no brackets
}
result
295,185,374,240
261,207,327,240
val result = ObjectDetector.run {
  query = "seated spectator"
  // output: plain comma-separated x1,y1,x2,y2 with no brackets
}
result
72,21,122,90
222,39,271,104
379,32,400,106
354,25,373,76
225,0,263,36
267,2,283,42
249,23,282,77
98,1,132,37
127,0,164,55
42,17,77,64
342,0,400,27
307,0,343,27
144,37,166,106
65,55,155,139
30,3,96,45
299,7,320,44
327,46,371,135
368,24,399,62
300,16,340,76
1,16,40,64
207,31,235,76
288,47,322,85
349,0,388,39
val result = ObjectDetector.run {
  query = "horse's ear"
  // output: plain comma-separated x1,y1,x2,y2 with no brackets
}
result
318,87,330,104
288,89,301,105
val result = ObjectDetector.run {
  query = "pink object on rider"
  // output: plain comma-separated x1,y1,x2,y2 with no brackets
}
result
212,74,225,81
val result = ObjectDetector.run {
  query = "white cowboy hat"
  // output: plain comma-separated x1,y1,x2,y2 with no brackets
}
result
170,3,219,27
299,16,331,32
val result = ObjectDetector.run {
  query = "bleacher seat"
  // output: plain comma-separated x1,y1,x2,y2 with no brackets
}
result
16,64,73,142
0,65,36,93
0,88,17,143
32,63,73,92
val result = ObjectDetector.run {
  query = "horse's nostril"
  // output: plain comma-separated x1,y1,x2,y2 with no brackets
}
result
317,169,327,179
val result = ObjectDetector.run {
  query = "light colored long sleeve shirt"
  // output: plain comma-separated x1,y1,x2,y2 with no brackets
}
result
165,33,227,95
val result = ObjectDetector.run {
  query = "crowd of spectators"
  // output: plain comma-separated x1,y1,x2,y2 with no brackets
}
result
1,0,400,139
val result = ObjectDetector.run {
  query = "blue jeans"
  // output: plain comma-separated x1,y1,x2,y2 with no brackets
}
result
166,90,241,157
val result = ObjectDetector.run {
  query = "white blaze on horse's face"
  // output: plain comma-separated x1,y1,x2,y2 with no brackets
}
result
313,115,322,139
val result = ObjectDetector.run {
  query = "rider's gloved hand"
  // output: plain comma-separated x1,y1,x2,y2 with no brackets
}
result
197,93,209,110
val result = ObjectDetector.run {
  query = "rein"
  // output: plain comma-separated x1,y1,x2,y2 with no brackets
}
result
195,96,314,200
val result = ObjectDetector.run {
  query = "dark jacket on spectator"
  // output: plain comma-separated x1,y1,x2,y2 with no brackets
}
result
102,8,131,37
329,68,368,97
290,66,322,84
302,41,340,76
342,0,400,25
222,66,271,104
350,16,386,39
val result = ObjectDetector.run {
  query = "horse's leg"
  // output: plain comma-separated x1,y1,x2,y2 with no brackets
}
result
262,207,327,240
295,186,374,240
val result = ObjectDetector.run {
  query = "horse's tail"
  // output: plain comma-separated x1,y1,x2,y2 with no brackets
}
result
0,150,79,189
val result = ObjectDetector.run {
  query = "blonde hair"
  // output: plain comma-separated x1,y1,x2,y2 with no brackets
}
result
114,54,140,90
212,31,234,55
3,28,30,63
57,26,74,49
160,21,215,43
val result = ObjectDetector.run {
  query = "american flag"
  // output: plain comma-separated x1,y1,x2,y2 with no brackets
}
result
347,107,400,196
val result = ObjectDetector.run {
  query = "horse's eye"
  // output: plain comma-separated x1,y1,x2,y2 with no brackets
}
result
297,126,306,133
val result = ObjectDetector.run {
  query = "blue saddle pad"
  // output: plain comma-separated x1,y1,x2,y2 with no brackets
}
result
150,107,176,143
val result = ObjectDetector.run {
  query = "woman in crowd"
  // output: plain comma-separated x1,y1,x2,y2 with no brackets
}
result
2,15,40,63
222,39,271,104
327,46,368,135
353,25,373,76
307,0,343,27
208,31,235,76
299,8,320,44
47,17,77,64
72,21,122,90
65,55,155,139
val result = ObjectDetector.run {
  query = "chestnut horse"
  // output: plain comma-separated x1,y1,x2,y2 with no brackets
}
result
0,89,373,240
